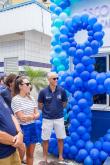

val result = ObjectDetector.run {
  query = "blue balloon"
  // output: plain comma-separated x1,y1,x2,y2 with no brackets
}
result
60,25,69,34
104,78,110,91
53,57,61,66
78,149,88,160
59,12,68,20
84,47,93,56
72,105,80,114
68,47,76,56
76,140,85,149
78,99,88,109
54,45,62,53
71,119,80,128
84,156,93,165
63,143,70,154
64,18,72,28
96,73,106,84
65,76,74,86
74,77,83,88
81,14,89,23
77,112,86,122
82,56,92,65
75,63,85,73
60,34,68,43
77,126,86,135
62,42,70,51
88,79,97,90
80,71,90,80
71,132,80,141
90,148,99,159
88,17,97,25
103,142,110,152
94,32,104,41
70,145,78,155
85,141,94,152
50,4,57,12
54,7,62,15
74,91,83,100
93,23,102,32
100,151,108,161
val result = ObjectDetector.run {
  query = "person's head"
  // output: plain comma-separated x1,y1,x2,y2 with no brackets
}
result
5,73,16,89
0,76,5,85
47,72,58,87
13,76,31,96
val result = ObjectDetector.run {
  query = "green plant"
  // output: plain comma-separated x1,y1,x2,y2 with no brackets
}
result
24,66,48,91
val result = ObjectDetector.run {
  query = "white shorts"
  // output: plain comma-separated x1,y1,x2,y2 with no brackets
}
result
42,117,66,140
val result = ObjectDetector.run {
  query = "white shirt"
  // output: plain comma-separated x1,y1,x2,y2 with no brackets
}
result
11,95,37,125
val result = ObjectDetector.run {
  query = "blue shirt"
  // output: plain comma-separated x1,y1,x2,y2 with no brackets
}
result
0,87,13,114
38,86,67,119
0,96,16,159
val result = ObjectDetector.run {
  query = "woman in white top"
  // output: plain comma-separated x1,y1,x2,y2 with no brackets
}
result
11,76,40,165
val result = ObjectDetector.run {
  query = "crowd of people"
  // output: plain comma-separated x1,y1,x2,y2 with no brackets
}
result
0,72,67,165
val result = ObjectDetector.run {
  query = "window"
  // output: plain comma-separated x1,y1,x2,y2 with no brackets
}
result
4,57,18,74
93,56,107,105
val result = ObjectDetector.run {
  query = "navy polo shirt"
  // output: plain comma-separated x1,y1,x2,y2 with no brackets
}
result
0,87,12,109
0,95,16,159
38,86,67,119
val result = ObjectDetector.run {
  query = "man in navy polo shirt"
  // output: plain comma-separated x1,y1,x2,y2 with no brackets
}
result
0,95,23,165
38,72,67,163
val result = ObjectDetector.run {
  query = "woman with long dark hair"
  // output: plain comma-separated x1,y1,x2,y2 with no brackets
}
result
11,76,40,165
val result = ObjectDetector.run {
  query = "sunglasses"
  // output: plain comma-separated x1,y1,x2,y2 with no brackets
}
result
52,77,58,80
21,82,31,86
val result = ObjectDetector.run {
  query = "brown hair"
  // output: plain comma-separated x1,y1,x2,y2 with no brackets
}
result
5,74,16,87
13,76,26,96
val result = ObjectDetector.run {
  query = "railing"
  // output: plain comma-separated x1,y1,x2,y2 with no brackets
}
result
0,0,50,13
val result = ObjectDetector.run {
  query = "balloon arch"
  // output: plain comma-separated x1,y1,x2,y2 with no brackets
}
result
36,0,110,164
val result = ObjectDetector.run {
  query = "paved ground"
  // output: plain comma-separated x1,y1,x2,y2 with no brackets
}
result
28,143,81,165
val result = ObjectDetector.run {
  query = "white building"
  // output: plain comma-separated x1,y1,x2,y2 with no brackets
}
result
0,0,51,74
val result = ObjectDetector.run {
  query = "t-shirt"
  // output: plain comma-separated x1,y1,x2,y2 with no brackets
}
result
0,87,13,113
38,86,67,119
11,95,37,125
0,95,16,159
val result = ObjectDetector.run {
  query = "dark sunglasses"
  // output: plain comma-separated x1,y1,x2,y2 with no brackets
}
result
52,77,58,80
21,82,31,86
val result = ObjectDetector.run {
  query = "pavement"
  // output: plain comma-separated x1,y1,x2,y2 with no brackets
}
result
23,143,81,165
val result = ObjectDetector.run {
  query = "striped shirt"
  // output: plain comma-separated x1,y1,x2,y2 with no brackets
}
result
11,95,37,125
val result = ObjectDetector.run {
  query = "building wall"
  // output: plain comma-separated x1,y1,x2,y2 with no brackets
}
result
0,30,51,73
0,2,51,36
0,33,25,72
25,30,51,63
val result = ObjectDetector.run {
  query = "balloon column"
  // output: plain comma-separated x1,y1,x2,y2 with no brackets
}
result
48,0,110,164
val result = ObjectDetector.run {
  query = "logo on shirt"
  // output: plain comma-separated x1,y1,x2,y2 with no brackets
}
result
46,96,52,99
57,94,61,99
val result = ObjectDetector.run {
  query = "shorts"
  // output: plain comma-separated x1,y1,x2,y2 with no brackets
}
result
42,117,66,140
21,123,38,147
0,150,21,165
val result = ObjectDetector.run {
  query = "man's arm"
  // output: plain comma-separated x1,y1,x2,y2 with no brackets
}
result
38,102,43,110
11,115,23,148
11,115,22,132
0,131,15,145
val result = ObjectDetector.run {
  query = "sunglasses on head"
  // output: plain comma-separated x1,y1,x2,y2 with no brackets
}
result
52,77,58,80
21,82,31,86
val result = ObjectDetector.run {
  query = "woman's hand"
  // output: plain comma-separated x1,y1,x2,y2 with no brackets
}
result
33,112,40,120
12,132,23,148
